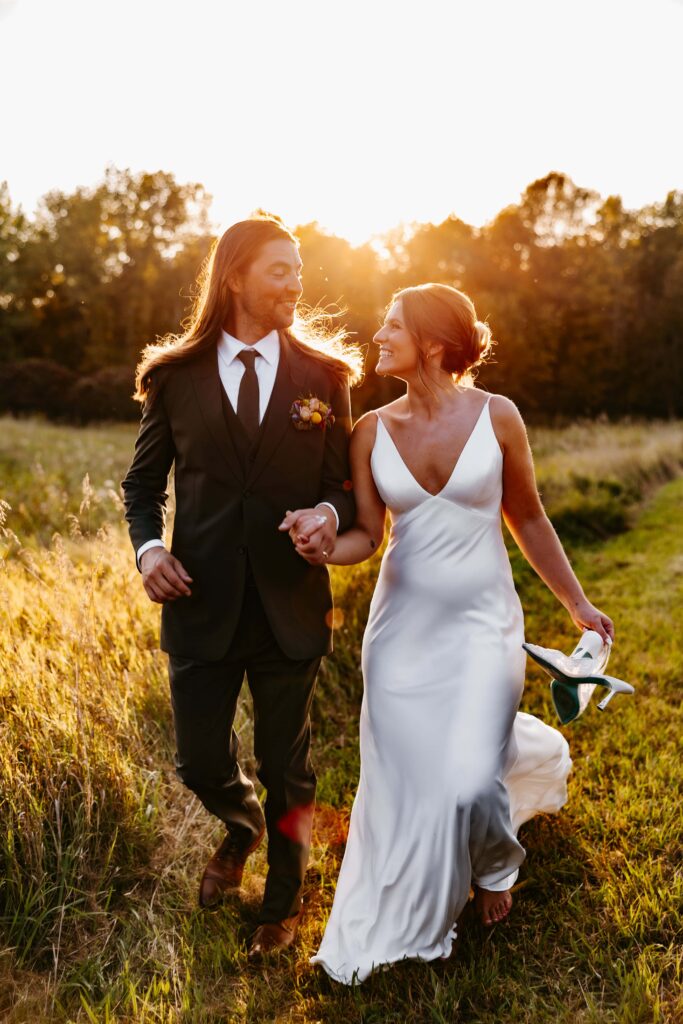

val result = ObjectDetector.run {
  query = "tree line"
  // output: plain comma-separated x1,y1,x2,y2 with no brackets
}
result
1,167,681,421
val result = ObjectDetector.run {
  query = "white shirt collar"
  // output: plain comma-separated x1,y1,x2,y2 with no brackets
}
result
218,329,280,366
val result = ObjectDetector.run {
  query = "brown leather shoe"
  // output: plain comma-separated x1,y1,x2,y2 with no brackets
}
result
247,906,303,960
198,825,265,909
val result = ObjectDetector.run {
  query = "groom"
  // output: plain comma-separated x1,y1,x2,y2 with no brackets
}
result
121,215,355,957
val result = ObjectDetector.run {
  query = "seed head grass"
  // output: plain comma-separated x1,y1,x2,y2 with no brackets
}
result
0,416,681,1022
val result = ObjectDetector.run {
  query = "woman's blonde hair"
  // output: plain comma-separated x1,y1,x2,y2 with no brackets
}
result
394,283,493,386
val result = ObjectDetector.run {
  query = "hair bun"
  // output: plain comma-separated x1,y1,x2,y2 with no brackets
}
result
395,283,494,381
471,321,492,360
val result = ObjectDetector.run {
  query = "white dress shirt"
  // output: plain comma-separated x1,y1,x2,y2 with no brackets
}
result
137,329,339,566
217,328,280,421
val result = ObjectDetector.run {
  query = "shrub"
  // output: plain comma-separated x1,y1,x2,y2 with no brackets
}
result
67,366,138,423
0,361,139,423
0,359,77,419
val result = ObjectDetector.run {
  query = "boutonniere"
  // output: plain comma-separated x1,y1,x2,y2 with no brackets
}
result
289,395,335,431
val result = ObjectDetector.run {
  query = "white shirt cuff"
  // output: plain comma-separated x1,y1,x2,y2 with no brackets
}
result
316,502,339,530
136,538,166,570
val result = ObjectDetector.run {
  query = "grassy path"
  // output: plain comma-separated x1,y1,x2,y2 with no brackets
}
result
236,479,683,1023
1,429,682,1022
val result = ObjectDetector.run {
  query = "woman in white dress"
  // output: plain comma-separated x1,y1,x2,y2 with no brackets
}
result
291,284,614,985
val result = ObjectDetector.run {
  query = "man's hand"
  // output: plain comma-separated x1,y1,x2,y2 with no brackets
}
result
279,506,338,565
140,547,193,603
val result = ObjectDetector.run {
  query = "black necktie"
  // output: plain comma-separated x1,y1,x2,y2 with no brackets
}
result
237,349,260,440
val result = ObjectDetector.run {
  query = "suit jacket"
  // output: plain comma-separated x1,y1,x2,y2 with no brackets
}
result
121,333,355,661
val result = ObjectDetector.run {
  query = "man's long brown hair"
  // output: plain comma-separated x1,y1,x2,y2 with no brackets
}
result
134,214,363,400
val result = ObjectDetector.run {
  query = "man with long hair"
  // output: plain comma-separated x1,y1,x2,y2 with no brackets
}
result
122,215,361,958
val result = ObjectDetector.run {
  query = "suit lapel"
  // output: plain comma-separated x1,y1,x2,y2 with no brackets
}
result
246,332,310,487
190,346,245,484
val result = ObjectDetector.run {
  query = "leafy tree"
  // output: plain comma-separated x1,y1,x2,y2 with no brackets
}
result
1,169,681,421
0,168,212,373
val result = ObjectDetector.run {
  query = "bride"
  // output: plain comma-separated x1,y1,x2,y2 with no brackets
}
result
284,283,614,985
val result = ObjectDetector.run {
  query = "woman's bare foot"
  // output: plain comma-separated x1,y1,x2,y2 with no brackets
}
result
474,886,512,926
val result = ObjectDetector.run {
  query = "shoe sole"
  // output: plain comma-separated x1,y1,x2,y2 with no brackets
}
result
523,644,600,684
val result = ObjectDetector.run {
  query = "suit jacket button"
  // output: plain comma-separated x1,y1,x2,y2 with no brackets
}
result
243,490,251,499
238,545,246,555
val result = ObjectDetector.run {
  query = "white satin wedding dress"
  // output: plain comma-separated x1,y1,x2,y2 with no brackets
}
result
311,395,572,985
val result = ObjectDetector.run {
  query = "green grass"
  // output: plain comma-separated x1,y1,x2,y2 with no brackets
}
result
0,417,137,547
0,417,682,1023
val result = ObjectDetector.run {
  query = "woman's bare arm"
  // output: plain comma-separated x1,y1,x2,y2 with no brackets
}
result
290,413,387,566
492,396,614,641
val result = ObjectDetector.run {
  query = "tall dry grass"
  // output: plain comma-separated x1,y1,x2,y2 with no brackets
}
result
1,415,682,1022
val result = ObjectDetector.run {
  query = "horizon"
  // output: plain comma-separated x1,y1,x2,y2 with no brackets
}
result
2,0,682,245
3,163,681,250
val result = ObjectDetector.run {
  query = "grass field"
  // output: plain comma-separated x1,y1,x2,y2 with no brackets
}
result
1,415,682,1023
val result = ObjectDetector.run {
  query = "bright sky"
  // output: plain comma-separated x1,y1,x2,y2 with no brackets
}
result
1,0,682,244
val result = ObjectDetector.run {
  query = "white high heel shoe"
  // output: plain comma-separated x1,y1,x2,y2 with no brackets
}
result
522,630,635,724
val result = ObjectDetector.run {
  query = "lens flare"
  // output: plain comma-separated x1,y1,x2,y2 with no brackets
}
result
276,802,315,845
325,607,345,629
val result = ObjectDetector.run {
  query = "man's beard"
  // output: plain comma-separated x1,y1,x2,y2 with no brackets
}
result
245,296,296,333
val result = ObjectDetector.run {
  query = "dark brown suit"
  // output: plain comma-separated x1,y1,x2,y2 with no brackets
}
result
122,333,355,919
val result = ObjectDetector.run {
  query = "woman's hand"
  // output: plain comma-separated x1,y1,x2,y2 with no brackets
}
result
279,509,336,565
277,414,387,567
566,598,615,643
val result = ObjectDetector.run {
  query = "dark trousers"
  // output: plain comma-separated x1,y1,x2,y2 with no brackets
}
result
168,574,321,922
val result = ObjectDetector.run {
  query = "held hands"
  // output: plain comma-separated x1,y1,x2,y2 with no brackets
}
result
279,507,337,565
567,597,615,644
140,547,193,603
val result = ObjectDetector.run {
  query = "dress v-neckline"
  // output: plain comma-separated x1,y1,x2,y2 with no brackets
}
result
376,398,491,499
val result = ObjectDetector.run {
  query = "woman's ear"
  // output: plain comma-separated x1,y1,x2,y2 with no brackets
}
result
226,270,243,294
427,342,445,364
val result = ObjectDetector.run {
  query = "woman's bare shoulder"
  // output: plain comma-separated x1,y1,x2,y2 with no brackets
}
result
371,396,409,424
350,410,380,453
486,391,525,426
352,398,406,452
483,391,528,452
354,398,405,431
